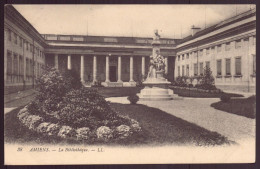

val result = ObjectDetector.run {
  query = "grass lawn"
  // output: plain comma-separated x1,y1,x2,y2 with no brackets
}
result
5,103,230,146
96,87,144,98
211,96,256,119
170,87,244,98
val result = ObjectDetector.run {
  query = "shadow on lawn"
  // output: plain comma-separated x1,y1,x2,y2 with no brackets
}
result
5,103,232,146
211,96,256,119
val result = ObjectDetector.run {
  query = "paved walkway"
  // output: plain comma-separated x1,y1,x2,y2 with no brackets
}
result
106,96,255,145
4,89,37,114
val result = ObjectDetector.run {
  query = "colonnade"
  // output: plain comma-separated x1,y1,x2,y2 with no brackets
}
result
54,54,169,83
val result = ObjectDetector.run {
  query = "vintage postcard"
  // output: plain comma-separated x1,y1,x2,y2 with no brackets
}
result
4,4,256,165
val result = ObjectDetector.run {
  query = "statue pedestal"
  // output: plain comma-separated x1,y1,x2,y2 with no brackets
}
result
138,74,176,101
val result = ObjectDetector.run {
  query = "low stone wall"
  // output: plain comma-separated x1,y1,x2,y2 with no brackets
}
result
216,84,255,93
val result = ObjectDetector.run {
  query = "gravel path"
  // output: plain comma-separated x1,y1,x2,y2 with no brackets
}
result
106,97,255,145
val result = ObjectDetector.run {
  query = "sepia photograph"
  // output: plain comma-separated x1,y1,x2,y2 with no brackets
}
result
4,4,256,165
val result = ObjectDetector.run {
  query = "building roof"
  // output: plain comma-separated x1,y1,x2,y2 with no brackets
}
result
178,8,256,44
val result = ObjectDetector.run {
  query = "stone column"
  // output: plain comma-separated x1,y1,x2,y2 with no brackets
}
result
165,56,168,74
117,56,122,82
129,56,134,82
54,54,59,69
105,55,110,82
93,56,97,83
80,55,85,83
141,56,145,78
67,55,71,70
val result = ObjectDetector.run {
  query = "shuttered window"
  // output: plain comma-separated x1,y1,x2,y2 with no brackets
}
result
186,65,189,76
253,55,256,75
194,63,198,76
226,59,231,75
235,57,241,75
199,62,203,75
26,58,30,76
8,29,11,41
206,61,210,69
178,66,180,76
19,55,23,76
182,65,185,76
13,54,18,75
7,51,12,75
217,60,222,76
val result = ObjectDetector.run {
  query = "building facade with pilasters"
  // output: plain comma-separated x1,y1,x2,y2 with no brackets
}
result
175,9,256,92
4,5,256,94
43,34,176,87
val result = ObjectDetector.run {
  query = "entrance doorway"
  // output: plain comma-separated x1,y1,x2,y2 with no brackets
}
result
109,66,117,82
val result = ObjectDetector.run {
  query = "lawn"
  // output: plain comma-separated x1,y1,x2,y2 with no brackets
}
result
170,86,244,98
95,87,144,98
211,96,256,119
5,103,230,146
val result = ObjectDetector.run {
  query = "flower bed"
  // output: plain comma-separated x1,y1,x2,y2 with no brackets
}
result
17,106,141,142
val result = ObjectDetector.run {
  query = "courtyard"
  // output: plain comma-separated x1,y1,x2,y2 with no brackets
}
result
4,87,255,146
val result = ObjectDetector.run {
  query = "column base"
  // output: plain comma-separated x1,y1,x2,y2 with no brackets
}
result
117,80,123,83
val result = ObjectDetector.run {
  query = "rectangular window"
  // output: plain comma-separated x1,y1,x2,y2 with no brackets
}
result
206,61,210,69
217,60,222,76
199,49,203,56
194,52,197,58
199,62,203,75
7,51,12,75
186,53,189,59
20,37,23,47
182,54,184,60
19,55,23,76
13,54,18,75
26,41,28,50
186,65,189,76
14,33,17,44
217,45,222,52
26,58,30,77
182,65,185,76
225,58,231,75
8,29,11,41
178,55,180,61
235,57,242,75
194,63,198,76
253,54,256,75
178,66,180,76
206,48,210,55
225,42,230,51
235,40,241,49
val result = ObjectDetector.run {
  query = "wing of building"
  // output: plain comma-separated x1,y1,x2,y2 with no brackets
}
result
4,5,256,94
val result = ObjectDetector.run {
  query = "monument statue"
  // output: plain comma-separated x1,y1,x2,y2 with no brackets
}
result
137,29,175,101
147,29,165,79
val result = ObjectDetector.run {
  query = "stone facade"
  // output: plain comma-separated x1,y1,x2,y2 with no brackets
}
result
4,5,256,94
175,9,256,93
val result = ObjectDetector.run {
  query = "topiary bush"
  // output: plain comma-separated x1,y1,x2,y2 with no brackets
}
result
127,95,139,104
23,67,141,141
220,94,231,102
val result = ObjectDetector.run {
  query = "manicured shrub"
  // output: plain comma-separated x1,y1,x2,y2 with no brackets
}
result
58,87,117,129
127,95,139,104
46,123,61,136
58,126,75,138
220,94,231,102
76,127,91,140
96,126,113,141
115,125,132,139
188,84,194,88
198,67,217,90
36,122,51,133
22,67,141,141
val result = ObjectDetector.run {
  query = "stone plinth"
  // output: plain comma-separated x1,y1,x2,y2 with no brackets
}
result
138,77,175,101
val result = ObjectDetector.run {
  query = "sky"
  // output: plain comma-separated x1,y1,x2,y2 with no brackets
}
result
13,4,255,39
